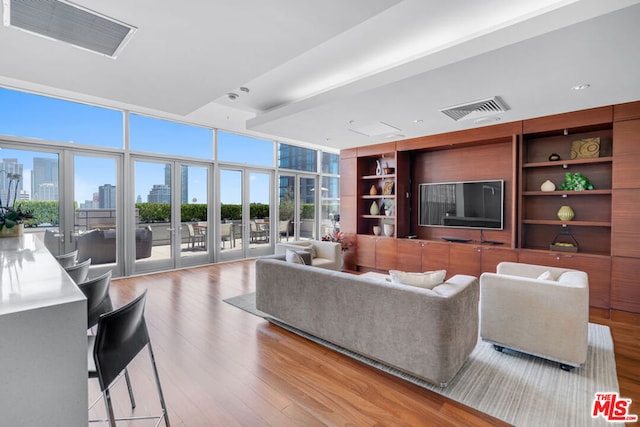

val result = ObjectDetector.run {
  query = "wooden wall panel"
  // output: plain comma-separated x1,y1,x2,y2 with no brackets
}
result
356,235,376,268
614,101,640,122
397,121,521,151
339,157,357,196
612,189,640,258
562,254,611,309
375,238,397,271
613,119,640,189
412,141,514,243
522,106,612,134
339,196,357,234
421,241,450,272
395,239,423,272
480,247,518,273
356,142,395,158
611,256,640,313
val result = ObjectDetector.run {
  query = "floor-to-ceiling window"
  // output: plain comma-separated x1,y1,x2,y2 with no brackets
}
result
218,131,274,261
321,152,341,238
0,86,339,277
129,114,213,274
278,143,318,241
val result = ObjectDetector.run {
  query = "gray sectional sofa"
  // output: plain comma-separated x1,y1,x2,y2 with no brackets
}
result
255,257,479,386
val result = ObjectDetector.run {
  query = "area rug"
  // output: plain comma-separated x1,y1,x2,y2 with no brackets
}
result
224,292,622,427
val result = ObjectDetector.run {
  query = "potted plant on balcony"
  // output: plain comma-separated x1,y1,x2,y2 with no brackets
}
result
0,172,34,237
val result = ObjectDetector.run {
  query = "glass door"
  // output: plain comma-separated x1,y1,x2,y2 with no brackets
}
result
72,152,121,277
219,167,272,261
133,158,212,274
248,170,272,258
0,143,124,276
132,159,175,274
178,163,210,267
278,174,317,241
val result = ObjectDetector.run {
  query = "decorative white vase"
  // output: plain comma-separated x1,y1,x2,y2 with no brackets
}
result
383,223,394,237
541,180,556,192
373,226,381,236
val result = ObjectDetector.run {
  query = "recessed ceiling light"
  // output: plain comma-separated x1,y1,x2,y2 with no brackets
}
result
226,92,238,101
239,87,250,93
571,83,591,91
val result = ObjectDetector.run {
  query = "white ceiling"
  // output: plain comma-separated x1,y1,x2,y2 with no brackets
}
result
1,0,640,151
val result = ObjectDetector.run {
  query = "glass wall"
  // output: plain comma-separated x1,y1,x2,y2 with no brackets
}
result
0,86,340,276
130,113,213,159
322,152,339,174
278,143,317,172
218,131,274,167
0,87,123,148
321,176,340,237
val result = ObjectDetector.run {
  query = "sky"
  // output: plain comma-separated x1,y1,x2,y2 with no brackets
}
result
0,87,279,205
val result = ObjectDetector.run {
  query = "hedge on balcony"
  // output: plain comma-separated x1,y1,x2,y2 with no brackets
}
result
19,201,324,225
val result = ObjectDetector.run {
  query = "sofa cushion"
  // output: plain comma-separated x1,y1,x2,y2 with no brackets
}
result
537,270,553,281
285,249,307,265
279,242,315,258
389,270,446,289
557,271,587,288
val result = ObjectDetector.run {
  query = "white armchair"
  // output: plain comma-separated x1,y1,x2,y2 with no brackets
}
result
274,240,341,270
480,262,589,370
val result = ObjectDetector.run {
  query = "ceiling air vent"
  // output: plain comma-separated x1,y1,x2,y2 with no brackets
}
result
3,0,136,58
440,96,509,122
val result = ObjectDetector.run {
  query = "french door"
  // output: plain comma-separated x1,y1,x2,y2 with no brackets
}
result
218,167,273,261
278,173,317,241
131,157,211,275
0,142,123,276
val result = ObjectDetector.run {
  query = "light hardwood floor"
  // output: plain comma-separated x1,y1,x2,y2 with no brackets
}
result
94,260,639,426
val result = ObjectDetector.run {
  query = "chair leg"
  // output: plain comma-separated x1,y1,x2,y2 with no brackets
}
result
148,342,170,426
103,388,117,427
124,368,136,409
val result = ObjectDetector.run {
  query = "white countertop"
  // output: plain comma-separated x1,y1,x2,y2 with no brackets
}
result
0,233,86,315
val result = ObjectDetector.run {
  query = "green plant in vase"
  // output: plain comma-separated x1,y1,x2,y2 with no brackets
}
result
557,172,594,191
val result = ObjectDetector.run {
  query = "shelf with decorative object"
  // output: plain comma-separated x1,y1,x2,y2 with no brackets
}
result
523,189,612,196
523,156,613,169
522,219,611,227
519,112,613,256
361,195,396,199
357,147,397,236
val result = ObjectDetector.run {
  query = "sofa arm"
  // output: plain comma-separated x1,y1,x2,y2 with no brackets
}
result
496,261,571,280
313,241,341,270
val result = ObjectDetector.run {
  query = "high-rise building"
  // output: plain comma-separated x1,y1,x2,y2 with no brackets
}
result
0,158,24,205
99,184,116,208
31,157,58,201
181,165,188,204
147,184,170,203
162,163,189,203
37,182,58,201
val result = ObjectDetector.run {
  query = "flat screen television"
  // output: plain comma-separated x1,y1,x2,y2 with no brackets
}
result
418,180,504,230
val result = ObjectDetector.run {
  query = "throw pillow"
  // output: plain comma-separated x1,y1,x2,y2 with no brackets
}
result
295,250,312,265
537,270,553,281
279,243,314,258
389,269,446,289
285,249,306,265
